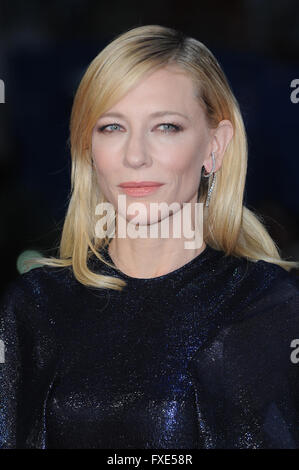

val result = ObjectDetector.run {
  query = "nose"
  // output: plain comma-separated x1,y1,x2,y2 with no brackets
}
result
123,128,151,169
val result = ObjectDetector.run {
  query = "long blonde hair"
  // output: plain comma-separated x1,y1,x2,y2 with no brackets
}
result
26,24,299,290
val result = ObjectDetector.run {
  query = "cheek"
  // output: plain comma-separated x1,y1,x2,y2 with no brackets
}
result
159,142,205,202
92,143,119,176
161,143,203,178
93,157,115,177
91,135,111,170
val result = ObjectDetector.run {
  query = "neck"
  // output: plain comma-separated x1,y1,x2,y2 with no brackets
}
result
108,199,206,279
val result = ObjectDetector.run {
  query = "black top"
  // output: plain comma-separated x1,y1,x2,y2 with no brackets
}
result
0,244,299,449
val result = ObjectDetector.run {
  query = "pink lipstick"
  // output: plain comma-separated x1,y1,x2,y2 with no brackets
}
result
118,181,165,197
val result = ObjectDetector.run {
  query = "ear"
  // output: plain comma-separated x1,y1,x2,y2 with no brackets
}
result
203,119,234,173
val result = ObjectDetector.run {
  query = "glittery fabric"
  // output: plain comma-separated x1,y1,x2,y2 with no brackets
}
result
1,244,299,449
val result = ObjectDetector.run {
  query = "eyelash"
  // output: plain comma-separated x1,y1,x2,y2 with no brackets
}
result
97,122,183,134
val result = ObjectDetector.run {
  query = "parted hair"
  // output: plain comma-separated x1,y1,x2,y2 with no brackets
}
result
26,24,299,290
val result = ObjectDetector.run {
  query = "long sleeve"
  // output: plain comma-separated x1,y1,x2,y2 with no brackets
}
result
188,268,299,448
0,274,60,448
1,246,299,449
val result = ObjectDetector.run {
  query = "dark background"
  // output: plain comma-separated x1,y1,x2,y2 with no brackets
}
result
1,0,299,293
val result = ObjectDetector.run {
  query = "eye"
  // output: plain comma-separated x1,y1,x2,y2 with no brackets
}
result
157,123,182,133
97,122,183,134
98,123,123,133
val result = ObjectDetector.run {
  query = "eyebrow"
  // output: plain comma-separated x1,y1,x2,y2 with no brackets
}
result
99,111,190,121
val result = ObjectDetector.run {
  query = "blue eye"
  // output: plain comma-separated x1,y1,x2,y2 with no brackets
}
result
99,123,122,132
98,122,183,134
158,123,182,133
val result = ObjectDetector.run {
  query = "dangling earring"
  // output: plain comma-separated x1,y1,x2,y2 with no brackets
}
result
202,151,216,207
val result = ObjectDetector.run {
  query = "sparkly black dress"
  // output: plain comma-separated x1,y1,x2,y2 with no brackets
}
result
1,244,299,449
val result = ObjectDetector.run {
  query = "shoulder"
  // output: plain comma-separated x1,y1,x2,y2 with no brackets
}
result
189,259,299,401
230,256,299,329
0,264,79,330
220,248,299,289
197,251,299,358
2,263,79,300
243,258,299,311
193,256,299,369
216,250,299,312
252,258,299,287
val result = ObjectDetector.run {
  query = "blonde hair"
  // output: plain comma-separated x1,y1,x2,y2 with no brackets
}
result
26,24,299,290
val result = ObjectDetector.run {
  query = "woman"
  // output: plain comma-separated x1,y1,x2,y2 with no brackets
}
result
1,25,299,449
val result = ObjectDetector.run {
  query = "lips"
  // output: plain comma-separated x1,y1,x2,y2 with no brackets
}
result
118,182,164,197
118,181,164,188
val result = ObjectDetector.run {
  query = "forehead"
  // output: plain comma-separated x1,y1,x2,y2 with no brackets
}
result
132,65,194,91
107,65,201,115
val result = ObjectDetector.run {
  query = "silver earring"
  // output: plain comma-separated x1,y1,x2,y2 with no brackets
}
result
202,151,216,207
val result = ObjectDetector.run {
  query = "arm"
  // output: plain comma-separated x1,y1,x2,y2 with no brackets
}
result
0,272,60,448
188,271,299,449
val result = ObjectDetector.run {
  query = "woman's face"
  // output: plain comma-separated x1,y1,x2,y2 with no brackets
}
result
91,65,214,225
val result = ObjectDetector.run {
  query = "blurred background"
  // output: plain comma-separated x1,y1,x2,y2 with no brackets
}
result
0,0,299,293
